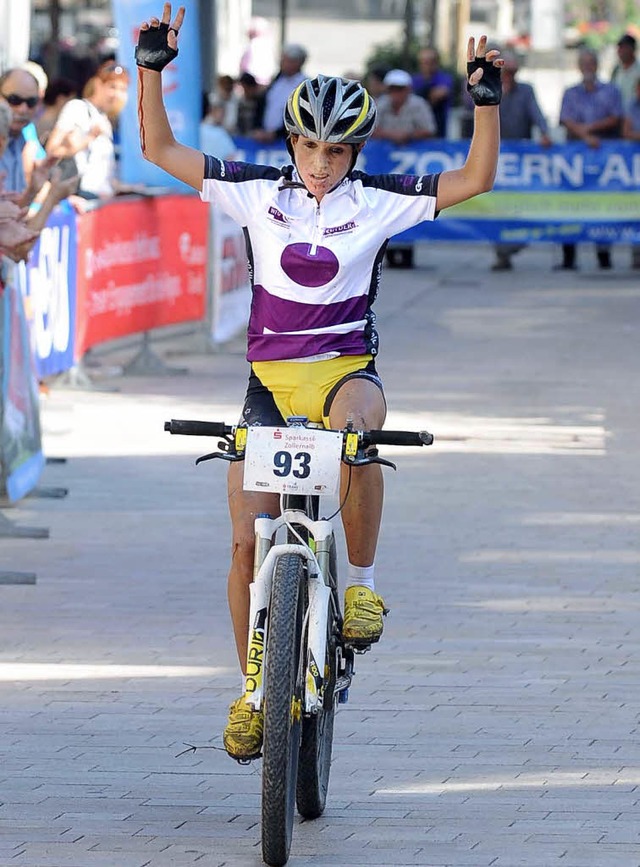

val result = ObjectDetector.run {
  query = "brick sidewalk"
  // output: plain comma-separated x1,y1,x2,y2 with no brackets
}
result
1,242,640,866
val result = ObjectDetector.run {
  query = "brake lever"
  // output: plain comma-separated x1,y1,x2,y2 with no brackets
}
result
343,455,397,471
195,450,245,465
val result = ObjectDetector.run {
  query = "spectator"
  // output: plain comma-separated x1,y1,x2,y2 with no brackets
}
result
200,96,237,160
0,68,54,206
372,68,437,144
46,61,130,200
411,47,453,138
19,61,48,180
0,100,78,262
621,75,640,269
557,48,623,270
22,77,77,187
253,43,308,143
210,74,239,134
491,52,552,271
235,72,267,137
239,17,275,87
0,102,38,254
364,64,391,101
611,33,640,110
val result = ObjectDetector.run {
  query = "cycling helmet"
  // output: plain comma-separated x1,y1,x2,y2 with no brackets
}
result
284,75,377,145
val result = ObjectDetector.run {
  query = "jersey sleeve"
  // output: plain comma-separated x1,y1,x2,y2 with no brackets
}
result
199,156,282,225
354,171,440,236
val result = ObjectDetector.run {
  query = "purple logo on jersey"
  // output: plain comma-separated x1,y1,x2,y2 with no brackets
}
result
268,206,288,224
323,221,356,237
280,243,340,287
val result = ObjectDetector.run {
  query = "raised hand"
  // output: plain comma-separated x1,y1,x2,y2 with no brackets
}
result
135,3,185,72
466,36,503,106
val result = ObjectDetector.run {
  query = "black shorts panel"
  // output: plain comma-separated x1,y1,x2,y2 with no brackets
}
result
239,370,286,426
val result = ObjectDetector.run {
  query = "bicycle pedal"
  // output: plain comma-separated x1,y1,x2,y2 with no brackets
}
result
231,752,262,765
349,642,372,654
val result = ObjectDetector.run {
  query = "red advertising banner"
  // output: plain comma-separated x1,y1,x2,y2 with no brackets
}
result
75,195,208,357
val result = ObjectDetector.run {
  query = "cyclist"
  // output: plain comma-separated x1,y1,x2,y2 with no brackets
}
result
136,3,503,760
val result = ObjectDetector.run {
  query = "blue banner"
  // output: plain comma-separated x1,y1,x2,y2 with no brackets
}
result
17,207,77,379
112,0,201,189
230,138,640,244
0,266,44,502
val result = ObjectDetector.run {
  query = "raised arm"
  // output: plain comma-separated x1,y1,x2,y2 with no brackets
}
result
135,3,205,191
436,36,502,211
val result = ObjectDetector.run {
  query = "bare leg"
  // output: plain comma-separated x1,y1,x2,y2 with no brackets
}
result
226,461,279,671
328,378,387,566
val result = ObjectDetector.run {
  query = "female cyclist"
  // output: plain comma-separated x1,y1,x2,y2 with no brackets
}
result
136,3,503,761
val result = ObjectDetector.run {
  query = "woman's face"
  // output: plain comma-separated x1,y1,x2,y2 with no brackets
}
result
291,135,355,201
92,76,129,115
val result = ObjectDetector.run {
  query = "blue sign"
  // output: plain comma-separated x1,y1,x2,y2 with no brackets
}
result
230,138,640,244
17,207,77,379
0,269,45,502
112,0,202,189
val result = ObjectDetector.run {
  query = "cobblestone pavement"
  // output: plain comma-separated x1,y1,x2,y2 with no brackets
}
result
2,242,640,867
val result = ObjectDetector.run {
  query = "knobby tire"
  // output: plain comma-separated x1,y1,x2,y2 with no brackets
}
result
261,553,305,867
296,533,338,819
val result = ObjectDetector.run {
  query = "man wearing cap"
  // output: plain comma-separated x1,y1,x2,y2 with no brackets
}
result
372,68,437,145
252,43,307,143
373,69,437,269
612,34,640,110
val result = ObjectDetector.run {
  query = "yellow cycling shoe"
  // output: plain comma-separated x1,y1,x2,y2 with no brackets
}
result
223,696,264,761
342,585,389,645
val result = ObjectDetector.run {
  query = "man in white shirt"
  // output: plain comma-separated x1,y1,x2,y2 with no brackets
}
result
372,68,437,144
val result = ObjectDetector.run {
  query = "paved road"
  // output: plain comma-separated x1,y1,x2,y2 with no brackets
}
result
2,242,640,867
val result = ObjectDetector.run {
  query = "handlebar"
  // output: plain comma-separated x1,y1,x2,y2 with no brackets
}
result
164,419,233,437
164,419,433,447
364,429,433,447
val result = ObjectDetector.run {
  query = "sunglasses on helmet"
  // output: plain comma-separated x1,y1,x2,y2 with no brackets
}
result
3,93,39,109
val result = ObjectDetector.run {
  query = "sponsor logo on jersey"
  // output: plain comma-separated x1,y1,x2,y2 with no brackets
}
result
268,206,289,224
323,221,357,237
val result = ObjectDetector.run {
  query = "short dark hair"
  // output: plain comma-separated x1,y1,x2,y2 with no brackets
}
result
239,72,258,88
43,77,77,106
618,34,637,49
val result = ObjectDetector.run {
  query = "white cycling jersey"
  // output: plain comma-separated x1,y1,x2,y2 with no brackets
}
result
200,157,439,362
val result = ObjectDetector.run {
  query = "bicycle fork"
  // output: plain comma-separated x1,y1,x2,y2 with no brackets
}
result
243,512,335,715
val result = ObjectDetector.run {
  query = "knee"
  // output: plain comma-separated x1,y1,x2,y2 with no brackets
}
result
231,533,255,568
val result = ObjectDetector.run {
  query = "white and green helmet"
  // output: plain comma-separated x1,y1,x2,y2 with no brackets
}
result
284,75,377,144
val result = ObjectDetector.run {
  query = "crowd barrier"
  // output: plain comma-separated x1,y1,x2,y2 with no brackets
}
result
17,193,210,380
0,265,44,503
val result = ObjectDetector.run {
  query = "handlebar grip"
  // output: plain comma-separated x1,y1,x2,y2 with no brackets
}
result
367,429,434,447
164,419,233,437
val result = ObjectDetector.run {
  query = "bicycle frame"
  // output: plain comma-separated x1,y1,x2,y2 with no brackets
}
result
245,505,335,715
164,415,434,863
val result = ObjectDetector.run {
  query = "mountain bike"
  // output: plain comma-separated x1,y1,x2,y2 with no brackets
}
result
164,415,433,866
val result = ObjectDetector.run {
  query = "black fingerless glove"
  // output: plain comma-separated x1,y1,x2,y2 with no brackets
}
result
467,56,502,106
135,22,178,72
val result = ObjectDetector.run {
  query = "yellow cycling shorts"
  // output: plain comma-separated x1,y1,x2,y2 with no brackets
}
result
241,354,383,428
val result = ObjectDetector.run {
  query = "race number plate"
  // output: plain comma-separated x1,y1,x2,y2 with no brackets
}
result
243,427,343,495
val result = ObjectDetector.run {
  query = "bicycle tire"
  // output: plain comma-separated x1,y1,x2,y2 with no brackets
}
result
296,534,338,819
261,553,305,867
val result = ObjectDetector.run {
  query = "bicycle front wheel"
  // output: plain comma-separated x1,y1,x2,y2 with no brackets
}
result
261,553,305,867
296,534,338,819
